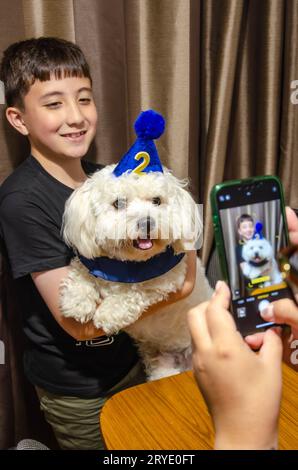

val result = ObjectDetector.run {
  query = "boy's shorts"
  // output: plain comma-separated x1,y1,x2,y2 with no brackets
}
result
35,361,146,450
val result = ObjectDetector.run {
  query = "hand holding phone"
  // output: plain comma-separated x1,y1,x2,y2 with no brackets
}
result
210,176,293,337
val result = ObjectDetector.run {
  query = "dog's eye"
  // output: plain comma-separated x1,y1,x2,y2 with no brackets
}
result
113,198,127,210
152,197,161,206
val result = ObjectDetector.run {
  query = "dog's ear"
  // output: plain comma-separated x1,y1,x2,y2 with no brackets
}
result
171,185,202,254
62,177,101,258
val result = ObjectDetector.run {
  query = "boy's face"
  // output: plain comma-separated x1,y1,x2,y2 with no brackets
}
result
238,220,254,241
18,75,97,161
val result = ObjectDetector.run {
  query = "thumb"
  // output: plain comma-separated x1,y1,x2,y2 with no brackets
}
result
211,280,231,310
259,328,283,366
261,298,298,329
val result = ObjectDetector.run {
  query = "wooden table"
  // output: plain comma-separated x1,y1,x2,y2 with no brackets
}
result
100,364,298,450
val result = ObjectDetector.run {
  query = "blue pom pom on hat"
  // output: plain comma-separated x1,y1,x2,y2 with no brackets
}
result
113,109,165,177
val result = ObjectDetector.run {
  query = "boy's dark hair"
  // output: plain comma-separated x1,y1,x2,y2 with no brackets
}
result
0,37,92,109
237,214,254,228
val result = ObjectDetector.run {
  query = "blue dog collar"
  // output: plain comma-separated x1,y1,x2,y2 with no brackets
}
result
79,246,185,283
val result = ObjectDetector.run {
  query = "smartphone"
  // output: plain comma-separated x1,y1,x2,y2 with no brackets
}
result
210,175,293,336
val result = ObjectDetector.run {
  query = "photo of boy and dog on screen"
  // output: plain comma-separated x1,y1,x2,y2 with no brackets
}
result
220,200,287,301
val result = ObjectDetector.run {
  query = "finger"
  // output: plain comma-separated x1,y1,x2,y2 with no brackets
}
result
259,328,283,366
210,281,231,310
206,281,239,342
289,233,298,245
245,332,265,350
286,207,298,244
286,206,298,231
187,302,212,351
261,298,298,329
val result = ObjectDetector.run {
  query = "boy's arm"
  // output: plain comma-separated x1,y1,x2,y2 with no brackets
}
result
135,250,197,322
32,251,196,336
31,266,106,341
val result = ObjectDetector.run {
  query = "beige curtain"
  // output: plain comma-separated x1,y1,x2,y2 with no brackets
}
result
199,0,298,262
0,0,298,448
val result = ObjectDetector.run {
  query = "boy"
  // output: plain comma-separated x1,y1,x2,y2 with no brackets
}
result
0,37,196,450
235,213,254,274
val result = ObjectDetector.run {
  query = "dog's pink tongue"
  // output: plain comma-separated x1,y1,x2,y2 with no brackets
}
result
138,239,153,250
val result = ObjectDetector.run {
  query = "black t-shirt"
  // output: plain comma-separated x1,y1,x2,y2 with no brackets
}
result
0,155,139,398
236,242,244,265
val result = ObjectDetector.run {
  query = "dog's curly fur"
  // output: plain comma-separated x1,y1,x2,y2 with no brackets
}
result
59,164,213,380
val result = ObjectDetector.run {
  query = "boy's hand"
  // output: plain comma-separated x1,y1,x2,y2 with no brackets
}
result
187,281,282,449
245,207,298,352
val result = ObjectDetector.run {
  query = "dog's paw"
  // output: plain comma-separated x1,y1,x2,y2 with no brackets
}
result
92,312,121,336
92,297,143,335
59,270,101,323
92,313,135,336
60,295,101,323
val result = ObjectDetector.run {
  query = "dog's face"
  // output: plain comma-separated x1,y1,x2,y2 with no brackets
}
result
242,237,274,265
62,164,201,261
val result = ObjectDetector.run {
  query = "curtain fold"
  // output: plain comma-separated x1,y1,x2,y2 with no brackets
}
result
22,0,75,40
199,0,245,261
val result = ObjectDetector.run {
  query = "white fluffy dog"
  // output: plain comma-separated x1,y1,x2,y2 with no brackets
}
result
241,237,283,286
59,165,212,380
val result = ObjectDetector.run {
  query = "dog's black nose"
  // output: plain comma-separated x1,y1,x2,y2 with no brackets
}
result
137,217,155,234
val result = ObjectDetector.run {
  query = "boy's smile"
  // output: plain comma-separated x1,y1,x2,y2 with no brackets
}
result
18,75,97,161
60,130,87,142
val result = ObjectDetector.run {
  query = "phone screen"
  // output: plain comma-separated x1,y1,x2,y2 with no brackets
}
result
215,177,292,336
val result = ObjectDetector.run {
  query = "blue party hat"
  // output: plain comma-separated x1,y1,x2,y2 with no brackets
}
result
113,109,165,177
253,221,263,239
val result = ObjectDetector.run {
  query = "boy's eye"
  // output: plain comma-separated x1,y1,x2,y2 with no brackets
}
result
44,102,61,109
79,98,92,104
